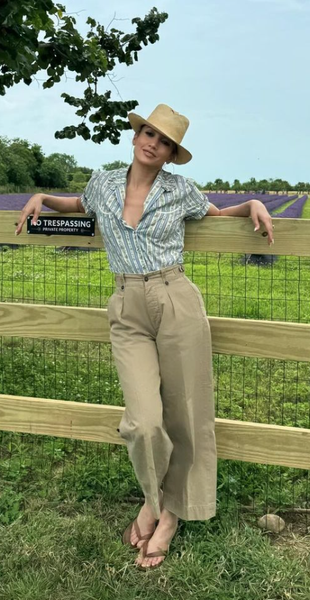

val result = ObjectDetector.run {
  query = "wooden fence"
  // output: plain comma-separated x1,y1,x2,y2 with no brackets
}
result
1,211,310,470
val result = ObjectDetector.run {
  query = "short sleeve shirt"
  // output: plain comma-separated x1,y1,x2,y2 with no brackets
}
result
80,168,210,274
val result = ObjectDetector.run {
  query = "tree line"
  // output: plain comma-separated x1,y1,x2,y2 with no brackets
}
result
198,177,310,193
0,136,92,192
0,140,308,193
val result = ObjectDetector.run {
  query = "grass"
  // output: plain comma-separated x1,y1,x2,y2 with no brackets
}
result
0,496,309,600
301,196,310,219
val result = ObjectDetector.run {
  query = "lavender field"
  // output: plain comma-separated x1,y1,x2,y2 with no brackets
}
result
0,192,308,218
0,193,74,211
272,194,308,218
207,192,306,215
207,192,297,207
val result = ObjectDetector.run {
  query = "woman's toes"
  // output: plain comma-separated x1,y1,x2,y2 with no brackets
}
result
140,556,163,569
140,557,151,568
135,545,165,568
130,530,139,547
135,551,144,566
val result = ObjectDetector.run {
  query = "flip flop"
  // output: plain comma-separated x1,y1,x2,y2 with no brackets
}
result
136,539,168,570
122,518,156,550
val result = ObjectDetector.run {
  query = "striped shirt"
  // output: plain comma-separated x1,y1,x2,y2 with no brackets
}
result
80,167,210,274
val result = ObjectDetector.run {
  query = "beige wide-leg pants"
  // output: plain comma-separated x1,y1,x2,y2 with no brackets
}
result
107,264,217,521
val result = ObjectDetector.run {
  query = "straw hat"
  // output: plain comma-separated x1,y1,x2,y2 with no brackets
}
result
128,104,192,165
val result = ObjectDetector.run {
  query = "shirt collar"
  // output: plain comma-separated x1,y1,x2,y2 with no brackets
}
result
108,167,175,192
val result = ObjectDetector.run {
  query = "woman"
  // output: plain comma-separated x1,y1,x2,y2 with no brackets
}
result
16,104,274,570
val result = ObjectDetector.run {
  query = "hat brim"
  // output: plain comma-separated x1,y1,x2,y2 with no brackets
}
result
128,113,192,165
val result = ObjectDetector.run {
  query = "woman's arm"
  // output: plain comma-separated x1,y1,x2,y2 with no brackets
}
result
38,193,85,213
206,200,274,246
15,193,85,235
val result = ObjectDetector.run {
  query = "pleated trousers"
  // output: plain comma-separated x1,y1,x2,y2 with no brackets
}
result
107,264,217,521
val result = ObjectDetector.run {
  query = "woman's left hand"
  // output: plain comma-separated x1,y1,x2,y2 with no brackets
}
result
250,200,274,246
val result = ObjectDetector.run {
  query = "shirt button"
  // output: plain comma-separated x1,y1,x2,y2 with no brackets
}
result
165,281,169,286
144,276,149,282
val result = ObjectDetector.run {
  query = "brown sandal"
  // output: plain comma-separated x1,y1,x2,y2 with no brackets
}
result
137,540,168,570
122,518,156,550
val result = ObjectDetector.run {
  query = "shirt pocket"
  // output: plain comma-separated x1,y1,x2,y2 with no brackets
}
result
160,204,183,216
154,191,183,215
98,193,121,217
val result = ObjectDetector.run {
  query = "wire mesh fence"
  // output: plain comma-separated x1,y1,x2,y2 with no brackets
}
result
0,244,310,531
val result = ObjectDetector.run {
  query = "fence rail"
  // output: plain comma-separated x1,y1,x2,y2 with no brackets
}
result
0,303,310,362
1,210,310,255
1,395,310,470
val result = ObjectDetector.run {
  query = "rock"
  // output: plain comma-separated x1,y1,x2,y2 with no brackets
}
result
258,514,285,533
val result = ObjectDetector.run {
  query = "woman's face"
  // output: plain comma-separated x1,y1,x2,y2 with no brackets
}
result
133,126,176,168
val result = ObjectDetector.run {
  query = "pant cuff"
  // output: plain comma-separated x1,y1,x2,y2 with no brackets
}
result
163,493,216,521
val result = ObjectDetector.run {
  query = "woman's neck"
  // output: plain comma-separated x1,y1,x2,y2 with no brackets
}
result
126,161,161,189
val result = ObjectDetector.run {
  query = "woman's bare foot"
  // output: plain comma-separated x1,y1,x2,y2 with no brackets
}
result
135,508,178,568
130,490,163,549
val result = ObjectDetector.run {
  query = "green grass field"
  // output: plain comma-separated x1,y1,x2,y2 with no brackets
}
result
1,496,309,600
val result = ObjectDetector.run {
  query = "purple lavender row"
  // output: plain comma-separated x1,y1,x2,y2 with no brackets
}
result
273,195,308,218
208,193,298,205
264,194,298,204
0,193,75,211
208,194,296,211
207,193,262,206
207,193,290,205
265,194,298,214
206,193,298,202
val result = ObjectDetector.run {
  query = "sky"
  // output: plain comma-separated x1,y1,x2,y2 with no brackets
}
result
1,0,310,185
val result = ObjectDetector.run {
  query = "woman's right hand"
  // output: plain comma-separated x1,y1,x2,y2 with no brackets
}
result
15,193,43,235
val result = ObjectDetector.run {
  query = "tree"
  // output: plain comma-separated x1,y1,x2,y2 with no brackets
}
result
38,159,68,188
7,157,32,186
0,137,43,186
232,179,241,192
78,166,93,175
0,137,9,185
242,177,258,192
256,179,269,193
0,2,168,144
102,160,129,171
214,178,224,191
47,153,78,173
67,169,91,193
267,178,291,193
0,163,8,186
0,136,48,187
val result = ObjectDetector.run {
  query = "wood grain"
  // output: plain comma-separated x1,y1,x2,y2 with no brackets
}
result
1,302,309,362
2,211,310,256
1,394,309,468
